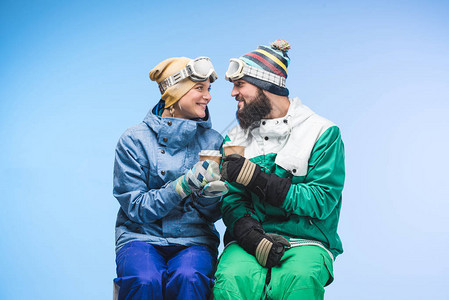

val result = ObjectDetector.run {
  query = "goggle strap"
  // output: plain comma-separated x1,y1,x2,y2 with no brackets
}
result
158,68,191,94
244,65,286,88
158,57,215,94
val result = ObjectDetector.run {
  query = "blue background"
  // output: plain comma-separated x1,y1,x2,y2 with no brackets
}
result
1,1,448,299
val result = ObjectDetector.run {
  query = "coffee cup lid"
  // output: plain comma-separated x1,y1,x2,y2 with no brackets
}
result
199,150,222,157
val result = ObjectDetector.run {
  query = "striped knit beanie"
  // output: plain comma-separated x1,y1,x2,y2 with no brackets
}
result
240,39,291,96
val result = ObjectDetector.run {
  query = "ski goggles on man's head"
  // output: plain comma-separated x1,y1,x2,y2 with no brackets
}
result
224,58,286,88
159,57,218,94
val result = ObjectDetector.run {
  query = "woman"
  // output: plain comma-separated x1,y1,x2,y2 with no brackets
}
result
113,56,227,299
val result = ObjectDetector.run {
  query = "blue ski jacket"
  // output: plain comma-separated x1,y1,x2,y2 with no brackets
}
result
113,104,224,253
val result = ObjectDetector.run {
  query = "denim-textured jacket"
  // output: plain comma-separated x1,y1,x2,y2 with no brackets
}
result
113,104,224,253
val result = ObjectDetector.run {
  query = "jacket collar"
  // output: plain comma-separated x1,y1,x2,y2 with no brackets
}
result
286,97,315,126
271,97,314,127
250,97,314,139
143,102,212,148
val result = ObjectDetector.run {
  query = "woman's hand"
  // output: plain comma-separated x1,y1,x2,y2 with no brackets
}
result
199,181,229,198
173,160,221,198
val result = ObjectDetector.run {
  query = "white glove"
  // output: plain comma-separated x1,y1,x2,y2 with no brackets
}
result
198,181,229,198
173,160,221,198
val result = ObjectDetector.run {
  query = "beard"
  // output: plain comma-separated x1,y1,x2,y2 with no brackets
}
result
236,89,272,130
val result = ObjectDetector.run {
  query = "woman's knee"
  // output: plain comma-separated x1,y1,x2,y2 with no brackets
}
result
115,273,163,300
171,266,208,286
123,272,163,289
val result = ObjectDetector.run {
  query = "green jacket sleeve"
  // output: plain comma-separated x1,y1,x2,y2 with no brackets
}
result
281,126,345,219
221,133,260,235
221,180,261,235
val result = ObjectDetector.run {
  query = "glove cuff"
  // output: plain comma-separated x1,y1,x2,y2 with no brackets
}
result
236,159,258,186
247,171,291,207
246,167,266,199
255,238,273,267
233,216,265,255
174,175,191,199
233,217,287,268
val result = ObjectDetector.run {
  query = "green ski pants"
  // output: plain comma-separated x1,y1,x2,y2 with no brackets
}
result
213,244,334,300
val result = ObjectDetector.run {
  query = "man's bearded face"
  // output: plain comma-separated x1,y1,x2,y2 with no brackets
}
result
236,88,272,130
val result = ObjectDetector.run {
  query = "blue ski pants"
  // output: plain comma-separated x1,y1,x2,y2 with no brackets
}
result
114,241,216,300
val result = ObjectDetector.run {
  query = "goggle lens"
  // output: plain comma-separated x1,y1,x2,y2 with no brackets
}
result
158,57,217,93
226,60,240,77
193,59,214,77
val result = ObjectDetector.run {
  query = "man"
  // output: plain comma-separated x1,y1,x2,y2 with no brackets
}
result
213,40,345,300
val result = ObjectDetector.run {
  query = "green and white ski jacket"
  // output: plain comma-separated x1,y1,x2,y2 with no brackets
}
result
222,97,345,259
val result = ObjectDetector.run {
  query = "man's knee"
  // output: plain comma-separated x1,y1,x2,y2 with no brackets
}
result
216,244,261,279
269,270,324,300
217,260,253,279
271,259,330,299
214,245,268,299
291,269,323,287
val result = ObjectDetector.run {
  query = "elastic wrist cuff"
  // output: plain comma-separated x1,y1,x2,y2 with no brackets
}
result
255,238,273,267
236,159,257,186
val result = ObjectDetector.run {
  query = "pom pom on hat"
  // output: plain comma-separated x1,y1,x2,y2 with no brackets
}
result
270,39,291,53
149,57,196,108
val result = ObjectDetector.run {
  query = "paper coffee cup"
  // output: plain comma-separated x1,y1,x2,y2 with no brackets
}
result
223,145,245,156
199,150,222,164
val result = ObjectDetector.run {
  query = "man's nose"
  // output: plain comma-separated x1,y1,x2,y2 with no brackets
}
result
231,86,238,97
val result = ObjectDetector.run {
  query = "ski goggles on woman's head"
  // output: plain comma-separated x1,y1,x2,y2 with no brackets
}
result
224,58,286,88
159,57,218,94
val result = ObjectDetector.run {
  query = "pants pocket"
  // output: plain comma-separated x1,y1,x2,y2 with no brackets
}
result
321,252,334,286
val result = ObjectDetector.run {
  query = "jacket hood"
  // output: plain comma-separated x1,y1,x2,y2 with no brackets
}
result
283,97,315,127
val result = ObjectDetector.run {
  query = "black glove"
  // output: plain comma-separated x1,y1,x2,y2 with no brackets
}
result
221,154,291,207
234,216,291,268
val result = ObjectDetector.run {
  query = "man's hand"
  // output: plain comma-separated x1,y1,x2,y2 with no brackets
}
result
221,154,258,186
255,234,291,268
221,154,291,207
233,216,291,268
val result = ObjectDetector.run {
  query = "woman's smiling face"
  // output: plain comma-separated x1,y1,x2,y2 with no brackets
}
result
174,79,212,119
